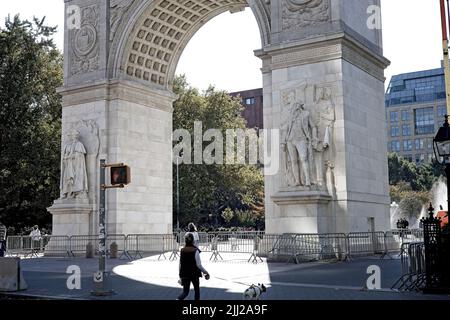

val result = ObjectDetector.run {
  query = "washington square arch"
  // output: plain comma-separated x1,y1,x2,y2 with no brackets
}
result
48,0,391,237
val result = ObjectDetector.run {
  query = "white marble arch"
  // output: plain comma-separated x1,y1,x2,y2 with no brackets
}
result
50,0,391,237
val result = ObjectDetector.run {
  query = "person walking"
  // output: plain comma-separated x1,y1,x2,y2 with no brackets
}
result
177,233,210,300
29,225,42,254
185,222,200,248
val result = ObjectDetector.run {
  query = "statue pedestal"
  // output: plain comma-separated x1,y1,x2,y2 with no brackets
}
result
270,189,334,234
47,198,94,236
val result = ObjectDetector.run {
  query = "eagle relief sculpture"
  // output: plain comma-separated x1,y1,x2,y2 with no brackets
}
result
283,0,330,30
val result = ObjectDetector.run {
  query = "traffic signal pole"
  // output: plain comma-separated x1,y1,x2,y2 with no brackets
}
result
91,159,114,296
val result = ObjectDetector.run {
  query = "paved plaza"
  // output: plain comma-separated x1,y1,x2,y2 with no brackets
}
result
2,253,449,300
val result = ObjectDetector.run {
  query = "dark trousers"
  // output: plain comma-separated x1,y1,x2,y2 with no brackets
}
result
0,240,5,257
177,277,200,300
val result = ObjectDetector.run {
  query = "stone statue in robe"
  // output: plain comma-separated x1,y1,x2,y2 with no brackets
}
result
61,130,88,199
312,86,335,188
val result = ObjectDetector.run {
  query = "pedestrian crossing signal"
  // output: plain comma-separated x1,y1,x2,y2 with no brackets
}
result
110,165,131,186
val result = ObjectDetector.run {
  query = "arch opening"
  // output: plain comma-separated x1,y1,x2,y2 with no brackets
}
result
118,0,269,90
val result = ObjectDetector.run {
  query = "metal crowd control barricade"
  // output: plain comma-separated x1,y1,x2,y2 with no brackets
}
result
126,234,167,260
410,229,424,241
346,232,385,260
22,236,39,257
392,242,426,291
159,234,179,261
5,236,26,257
248,234,264,263
125,234,140,259
197,232,211,252
69,235,98,257
257,234,278,257
209,235,223,262
382,231,399,259
266,233,300,263
318,233,348,261
41,235,71,257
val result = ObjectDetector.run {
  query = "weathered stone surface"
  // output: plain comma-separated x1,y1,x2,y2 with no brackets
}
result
53,0,390,236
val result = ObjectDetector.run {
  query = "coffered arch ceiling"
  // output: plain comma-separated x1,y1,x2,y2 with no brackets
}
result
113,0,271,90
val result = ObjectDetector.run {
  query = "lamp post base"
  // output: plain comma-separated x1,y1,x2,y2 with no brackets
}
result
91,271,115,297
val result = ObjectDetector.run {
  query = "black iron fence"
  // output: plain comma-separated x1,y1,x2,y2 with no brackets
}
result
421,205,450,293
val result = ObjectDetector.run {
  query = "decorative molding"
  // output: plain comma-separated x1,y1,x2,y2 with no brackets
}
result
272,43,341,68
58,80,177,112
70,5,100,76
261,34,389,81
271,190,332,205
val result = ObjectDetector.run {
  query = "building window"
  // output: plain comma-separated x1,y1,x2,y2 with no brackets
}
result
401,110,411,122
403,140,413,151
403,154,413,162
415,138,425,150
390,111,399,123
245,97,256,105
402,124,411,136
426,138,433,149
438,105,447,117
414,107,434,135
390,126,400,137
415,154,427,164
391,141,401,152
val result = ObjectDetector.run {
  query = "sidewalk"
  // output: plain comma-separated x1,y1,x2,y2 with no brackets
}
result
4,253,450,300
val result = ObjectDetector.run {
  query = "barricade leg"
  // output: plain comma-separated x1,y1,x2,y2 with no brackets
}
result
169,249,179,261
209,250,223,262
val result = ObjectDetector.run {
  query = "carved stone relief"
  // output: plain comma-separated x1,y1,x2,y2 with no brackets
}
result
282,0,330,31
70,5,100,76
280,83,335,193
110,0,136,41
60,120,100,202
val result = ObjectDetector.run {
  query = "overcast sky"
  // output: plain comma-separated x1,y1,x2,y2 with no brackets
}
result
0,0,443,92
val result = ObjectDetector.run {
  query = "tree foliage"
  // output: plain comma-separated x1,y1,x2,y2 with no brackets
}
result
388,153,442,192
388,153,445,220
0,15,62,233
172,76,264,229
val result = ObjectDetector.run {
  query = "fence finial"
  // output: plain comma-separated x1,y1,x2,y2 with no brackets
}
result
428,203,435,219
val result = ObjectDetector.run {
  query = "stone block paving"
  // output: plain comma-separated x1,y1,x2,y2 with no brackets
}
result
3,253,450,300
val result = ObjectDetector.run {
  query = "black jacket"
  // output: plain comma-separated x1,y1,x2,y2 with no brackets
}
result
179,246,202,279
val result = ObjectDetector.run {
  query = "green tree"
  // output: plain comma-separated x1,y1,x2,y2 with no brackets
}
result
388,153,440,192
221,207,234,225
0,16,62,233
172,76,264,228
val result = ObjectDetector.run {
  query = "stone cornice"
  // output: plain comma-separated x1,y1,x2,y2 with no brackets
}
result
271,191,333,205
256,32,390,81
57,80,177,112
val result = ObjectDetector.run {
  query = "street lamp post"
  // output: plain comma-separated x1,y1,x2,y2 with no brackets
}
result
176,151,184,232
176,155,180,232
433,116,450,212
